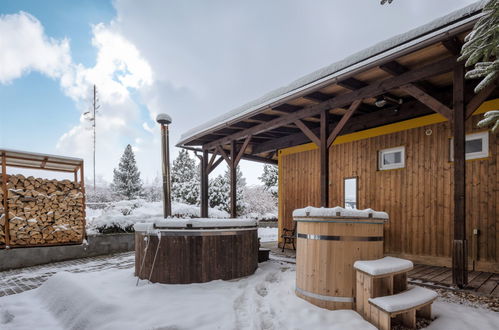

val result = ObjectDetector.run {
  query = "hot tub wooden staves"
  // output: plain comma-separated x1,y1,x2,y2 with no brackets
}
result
135,227,258,284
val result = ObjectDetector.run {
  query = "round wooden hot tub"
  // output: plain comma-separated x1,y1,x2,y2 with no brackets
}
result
293,207,388,310
134,219,258,284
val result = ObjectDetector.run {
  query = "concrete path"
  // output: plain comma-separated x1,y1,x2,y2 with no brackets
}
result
0,252,134,297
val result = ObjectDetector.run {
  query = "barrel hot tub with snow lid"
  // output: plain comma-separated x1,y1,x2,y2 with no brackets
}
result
134,219,258,284
293,206,388,310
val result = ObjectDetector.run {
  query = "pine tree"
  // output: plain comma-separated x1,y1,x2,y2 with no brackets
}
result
208,165,246,214
259,164,278,198
459,0,499,133
171,149,200,205
111,144,143,200
459,0,498,93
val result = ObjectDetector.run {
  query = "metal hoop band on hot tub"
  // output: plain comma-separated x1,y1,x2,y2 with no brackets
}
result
137,227,257,237
297,233,383,241
295,287,354,303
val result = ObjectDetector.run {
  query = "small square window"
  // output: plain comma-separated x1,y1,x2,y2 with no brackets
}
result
379,146,405,170
450,131,489,161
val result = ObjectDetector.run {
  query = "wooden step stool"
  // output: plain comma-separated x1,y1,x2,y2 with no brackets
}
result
368,286,438,330
354,256,437,329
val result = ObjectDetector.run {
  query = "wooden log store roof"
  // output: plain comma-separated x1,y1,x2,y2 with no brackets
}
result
0,149,83,173
177,2,492,164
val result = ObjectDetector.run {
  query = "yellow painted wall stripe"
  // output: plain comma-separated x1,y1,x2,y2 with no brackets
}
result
279,98,499,157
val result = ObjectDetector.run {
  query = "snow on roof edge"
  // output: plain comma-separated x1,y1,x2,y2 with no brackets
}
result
178,1,485,147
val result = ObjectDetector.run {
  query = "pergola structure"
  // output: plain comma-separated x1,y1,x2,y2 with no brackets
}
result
178,3,497,287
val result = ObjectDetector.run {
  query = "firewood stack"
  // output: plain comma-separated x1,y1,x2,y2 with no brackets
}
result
0,174,84,246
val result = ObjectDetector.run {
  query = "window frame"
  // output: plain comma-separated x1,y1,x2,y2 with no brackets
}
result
449,131,489,161
378,146,405,171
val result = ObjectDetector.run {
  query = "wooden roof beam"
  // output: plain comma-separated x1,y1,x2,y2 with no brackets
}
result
251,99,434,155
294,119,320,146
399,84,453,119
442,37,463,56
380,60,452,119
303,91,335,103
204,56,457,150
327,100,362,147
465,79,498,119
338,78,368,90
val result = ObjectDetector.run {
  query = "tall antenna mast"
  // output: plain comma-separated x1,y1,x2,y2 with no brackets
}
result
84,85,100,192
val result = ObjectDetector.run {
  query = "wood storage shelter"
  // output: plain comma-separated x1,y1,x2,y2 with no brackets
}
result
0,149,85,248
177,2,499,287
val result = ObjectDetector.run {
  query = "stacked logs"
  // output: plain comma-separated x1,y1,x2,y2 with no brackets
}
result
0,174,84,246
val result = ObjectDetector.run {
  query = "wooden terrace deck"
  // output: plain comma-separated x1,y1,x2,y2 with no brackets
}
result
408,264,499,297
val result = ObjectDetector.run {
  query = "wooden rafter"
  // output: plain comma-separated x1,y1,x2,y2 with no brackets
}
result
294,119,320,146
234,135,252,166
208,157,224,174
442,37,463,56
40,157,48,168
327,100,363,147
465,79,498,119
208,149,219,169
204,56,457,150
216,145,231,164
251,98,434,155
399,84,453,120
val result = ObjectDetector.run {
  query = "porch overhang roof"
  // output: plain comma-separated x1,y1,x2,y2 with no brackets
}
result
177,1,490,163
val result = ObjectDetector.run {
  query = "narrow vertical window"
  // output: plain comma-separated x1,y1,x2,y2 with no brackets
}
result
344,177,358,209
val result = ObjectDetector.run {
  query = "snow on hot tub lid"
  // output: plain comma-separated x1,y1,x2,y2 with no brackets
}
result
134,218,257,231
292,206,389,220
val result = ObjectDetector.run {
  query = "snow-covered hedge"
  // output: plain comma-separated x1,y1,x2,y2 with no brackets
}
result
86,199,229,234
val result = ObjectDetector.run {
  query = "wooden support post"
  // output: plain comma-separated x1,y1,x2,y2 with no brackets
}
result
452,62,468,288
2,153,10,247
230,140,237,218
200,149,209,218
320,111,329,207
79,163,86,244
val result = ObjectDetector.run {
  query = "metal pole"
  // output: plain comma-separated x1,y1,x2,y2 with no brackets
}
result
161,124,172,217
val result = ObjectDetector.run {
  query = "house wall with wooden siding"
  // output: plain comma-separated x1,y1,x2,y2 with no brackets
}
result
278,100,499,272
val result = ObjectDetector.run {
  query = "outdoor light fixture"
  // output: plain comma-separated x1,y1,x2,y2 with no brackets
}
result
156,113,172,218
375,95,403,108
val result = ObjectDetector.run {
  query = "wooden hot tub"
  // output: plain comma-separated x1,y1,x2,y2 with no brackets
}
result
134,219,258,284
293,206,388,310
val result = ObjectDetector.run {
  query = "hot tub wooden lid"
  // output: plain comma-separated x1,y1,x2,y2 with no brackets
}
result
292,206,389,222
134,218,257,231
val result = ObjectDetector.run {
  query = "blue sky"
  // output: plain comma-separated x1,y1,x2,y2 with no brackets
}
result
0,0,479,185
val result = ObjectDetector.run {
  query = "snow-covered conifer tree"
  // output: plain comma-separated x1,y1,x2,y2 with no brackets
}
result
111,144,143,200
259,164,278,198
208,165,246,213
459,0,499,133
171,149,200,205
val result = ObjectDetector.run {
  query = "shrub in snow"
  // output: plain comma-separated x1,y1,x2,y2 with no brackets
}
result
86,200,229,234
111,144,143,200
171,149,200,205
142,176,163,202
241,186,277,220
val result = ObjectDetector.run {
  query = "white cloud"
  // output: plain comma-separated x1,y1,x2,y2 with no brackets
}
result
0,12,71,84
1,0,478,185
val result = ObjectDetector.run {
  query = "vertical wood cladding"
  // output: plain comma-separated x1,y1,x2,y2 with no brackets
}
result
279,115,498,271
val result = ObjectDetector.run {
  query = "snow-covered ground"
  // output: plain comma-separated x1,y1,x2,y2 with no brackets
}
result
1,259,498,330
1,262,373,330
258,227,278,242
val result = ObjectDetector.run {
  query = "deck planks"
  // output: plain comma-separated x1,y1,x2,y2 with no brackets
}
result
408,264,498,296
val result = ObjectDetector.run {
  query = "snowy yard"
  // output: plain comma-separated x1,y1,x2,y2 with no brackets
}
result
1,258,498,330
